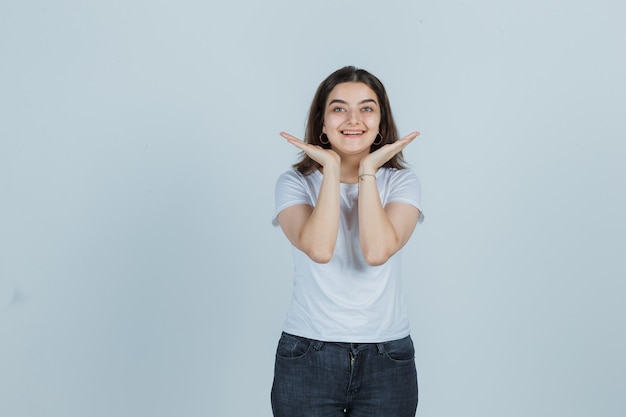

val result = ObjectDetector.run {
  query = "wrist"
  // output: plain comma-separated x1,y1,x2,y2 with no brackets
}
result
321,163,340,178
358,173,376,182
358,164,376,176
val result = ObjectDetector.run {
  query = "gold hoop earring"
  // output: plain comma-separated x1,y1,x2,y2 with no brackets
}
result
373,133,383,146
319,133,330,145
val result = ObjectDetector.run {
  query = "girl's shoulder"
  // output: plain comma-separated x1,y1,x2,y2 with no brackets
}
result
377,167,418,183
276,168,322,187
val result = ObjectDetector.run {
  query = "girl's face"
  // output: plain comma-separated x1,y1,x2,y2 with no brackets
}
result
322,82,381,159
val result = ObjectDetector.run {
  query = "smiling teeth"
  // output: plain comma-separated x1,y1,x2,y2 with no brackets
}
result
343,131,363,135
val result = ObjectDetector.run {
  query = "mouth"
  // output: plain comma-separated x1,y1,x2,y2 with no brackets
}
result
341,130,365,137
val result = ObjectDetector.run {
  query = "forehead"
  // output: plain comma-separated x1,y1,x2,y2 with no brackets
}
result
326,82,378,104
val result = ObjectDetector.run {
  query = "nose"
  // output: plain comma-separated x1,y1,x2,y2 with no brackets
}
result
348,108,360,125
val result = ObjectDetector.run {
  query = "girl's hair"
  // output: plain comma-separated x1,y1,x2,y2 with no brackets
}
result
293,66,406,174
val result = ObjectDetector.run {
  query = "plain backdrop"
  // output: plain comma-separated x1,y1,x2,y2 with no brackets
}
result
1,0,625,416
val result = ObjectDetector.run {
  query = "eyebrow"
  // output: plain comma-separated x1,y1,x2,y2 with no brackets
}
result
328,98,378,106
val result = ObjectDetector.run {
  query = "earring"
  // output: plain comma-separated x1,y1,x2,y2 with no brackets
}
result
319,133,330,145
373,133,384,146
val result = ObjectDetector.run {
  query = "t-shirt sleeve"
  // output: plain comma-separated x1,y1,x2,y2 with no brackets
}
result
272,170,314,227
386,169,425,224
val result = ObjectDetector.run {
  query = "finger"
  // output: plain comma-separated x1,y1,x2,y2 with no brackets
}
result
391,131,420,152
399,131,420,142
280,132,310,152
279,131,302,143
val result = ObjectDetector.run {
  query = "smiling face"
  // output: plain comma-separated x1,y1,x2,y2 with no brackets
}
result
322,82,381,159
295,66,405,175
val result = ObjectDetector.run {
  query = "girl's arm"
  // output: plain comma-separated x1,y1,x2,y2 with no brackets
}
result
277,132,341,264
357,178,420,266
358,132,420,266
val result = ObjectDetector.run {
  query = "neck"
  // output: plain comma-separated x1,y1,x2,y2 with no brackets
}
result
339,156,362,183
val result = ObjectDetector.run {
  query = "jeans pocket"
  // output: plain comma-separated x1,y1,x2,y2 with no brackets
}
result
275,332,313,360
381,335,415,362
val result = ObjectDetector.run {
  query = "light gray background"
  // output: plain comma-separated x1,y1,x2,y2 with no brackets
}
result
1,0,624,416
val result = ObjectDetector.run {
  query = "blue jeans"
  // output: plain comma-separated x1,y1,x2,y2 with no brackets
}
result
271,332,418,417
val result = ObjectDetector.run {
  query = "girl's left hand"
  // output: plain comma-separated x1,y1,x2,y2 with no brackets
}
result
359,131,420,174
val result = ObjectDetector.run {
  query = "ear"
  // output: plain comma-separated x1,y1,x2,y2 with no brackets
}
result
322,125,326,134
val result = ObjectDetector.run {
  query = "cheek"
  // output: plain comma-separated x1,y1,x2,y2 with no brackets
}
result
324,113,344,127
363,113,381,127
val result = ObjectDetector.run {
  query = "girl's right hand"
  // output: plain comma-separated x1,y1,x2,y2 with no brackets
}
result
280,132,340,169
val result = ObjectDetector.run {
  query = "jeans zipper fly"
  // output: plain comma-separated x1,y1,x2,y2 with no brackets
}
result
349,351,355,372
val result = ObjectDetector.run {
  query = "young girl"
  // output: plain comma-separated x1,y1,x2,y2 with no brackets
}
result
271,66,424,417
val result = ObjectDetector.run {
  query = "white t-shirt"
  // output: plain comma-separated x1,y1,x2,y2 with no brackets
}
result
272,167,424,343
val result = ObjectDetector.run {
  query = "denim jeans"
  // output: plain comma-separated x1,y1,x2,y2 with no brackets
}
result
271,332,418,417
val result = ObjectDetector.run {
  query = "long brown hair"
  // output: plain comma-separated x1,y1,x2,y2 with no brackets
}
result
293,66,406,174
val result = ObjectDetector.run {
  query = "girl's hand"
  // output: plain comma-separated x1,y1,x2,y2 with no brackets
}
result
359,131,420,174
280,132,341,168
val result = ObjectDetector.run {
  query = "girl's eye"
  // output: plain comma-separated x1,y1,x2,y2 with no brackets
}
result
362,106,373,112
332,107,345,112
